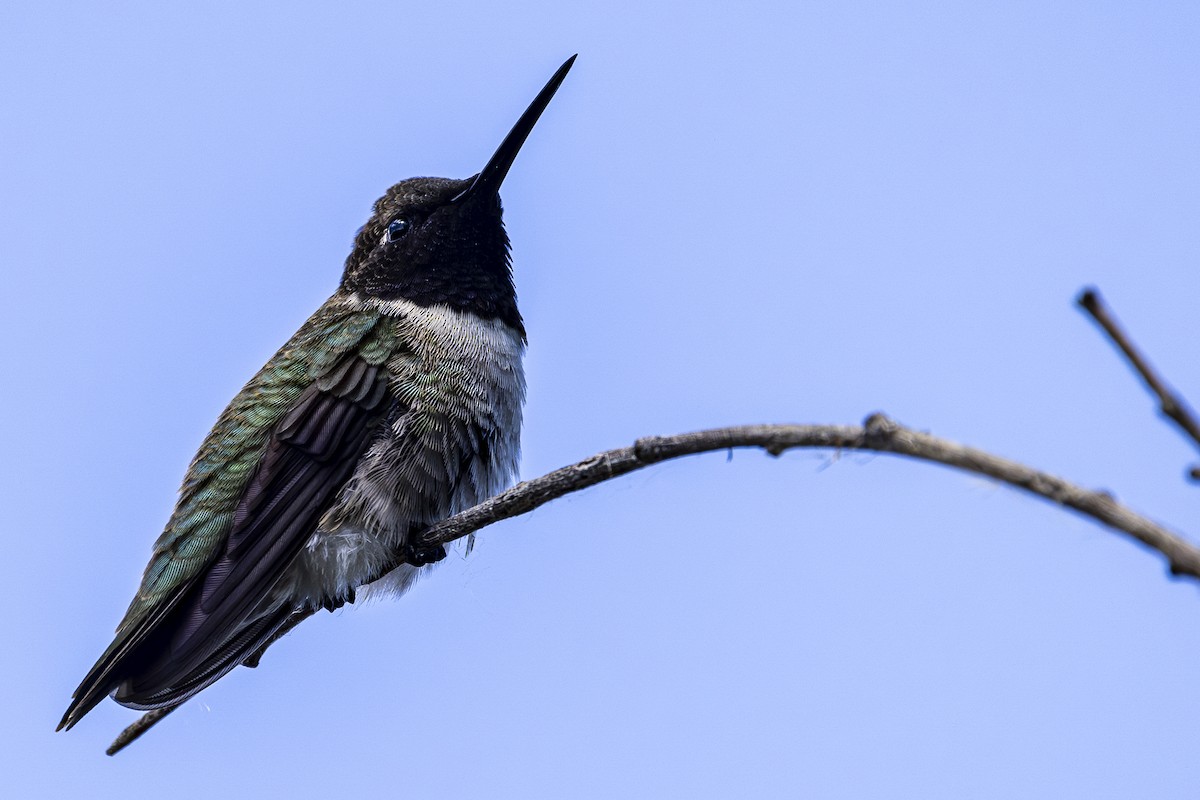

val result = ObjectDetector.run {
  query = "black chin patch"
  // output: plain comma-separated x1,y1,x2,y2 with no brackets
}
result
340,178,524,336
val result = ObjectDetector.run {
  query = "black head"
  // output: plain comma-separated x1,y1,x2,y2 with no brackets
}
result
340,177,518,328
340,56,576,336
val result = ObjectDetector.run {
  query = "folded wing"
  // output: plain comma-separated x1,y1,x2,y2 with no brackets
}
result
59,353,391,729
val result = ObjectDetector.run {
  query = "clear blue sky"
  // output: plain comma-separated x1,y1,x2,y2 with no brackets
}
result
4,1,1200,797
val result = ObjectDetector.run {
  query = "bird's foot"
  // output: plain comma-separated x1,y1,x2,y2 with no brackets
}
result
403,541,447,567
320,586,355,613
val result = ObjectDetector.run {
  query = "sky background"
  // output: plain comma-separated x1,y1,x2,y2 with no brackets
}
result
3,1,1200,797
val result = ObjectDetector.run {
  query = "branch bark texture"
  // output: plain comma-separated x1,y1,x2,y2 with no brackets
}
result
1078,288,1200,461
107,412,1200,755
410,413,1200,579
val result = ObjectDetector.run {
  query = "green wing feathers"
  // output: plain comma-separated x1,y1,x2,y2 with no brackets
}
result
119,302,397,635
59,299,402,731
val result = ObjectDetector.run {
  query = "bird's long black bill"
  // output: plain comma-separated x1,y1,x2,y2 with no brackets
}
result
454,55,576,203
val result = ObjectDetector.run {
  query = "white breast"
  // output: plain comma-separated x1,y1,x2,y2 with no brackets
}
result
288,297,526,605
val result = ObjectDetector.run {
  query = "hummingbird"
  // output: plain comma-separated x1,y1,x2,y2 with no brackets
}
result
59,55,576,732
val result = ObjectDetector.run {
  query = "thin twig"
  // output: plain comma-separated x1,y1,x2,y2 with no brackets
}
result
408,414,1200,578
106,610,316,756
108,413,1200,754
106,707,174,755
1078,288,1200,459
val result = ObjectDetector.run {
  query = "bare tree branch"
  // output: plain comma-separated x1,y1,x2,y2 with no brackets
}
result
107,412,1200,755
1078,288,1200,464
412,413,1200,578
106,708,173,756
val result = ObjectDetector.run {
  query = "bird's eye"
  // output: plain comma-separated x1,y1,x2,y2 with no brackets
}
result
385,218,411,243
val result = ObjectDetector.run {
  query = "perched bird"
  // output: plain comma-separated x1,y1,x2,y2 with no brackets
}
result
59,55,575,732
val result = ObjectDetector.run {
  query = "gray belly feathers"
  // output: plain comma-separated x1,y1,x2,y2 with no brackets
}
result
287,297,525,606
